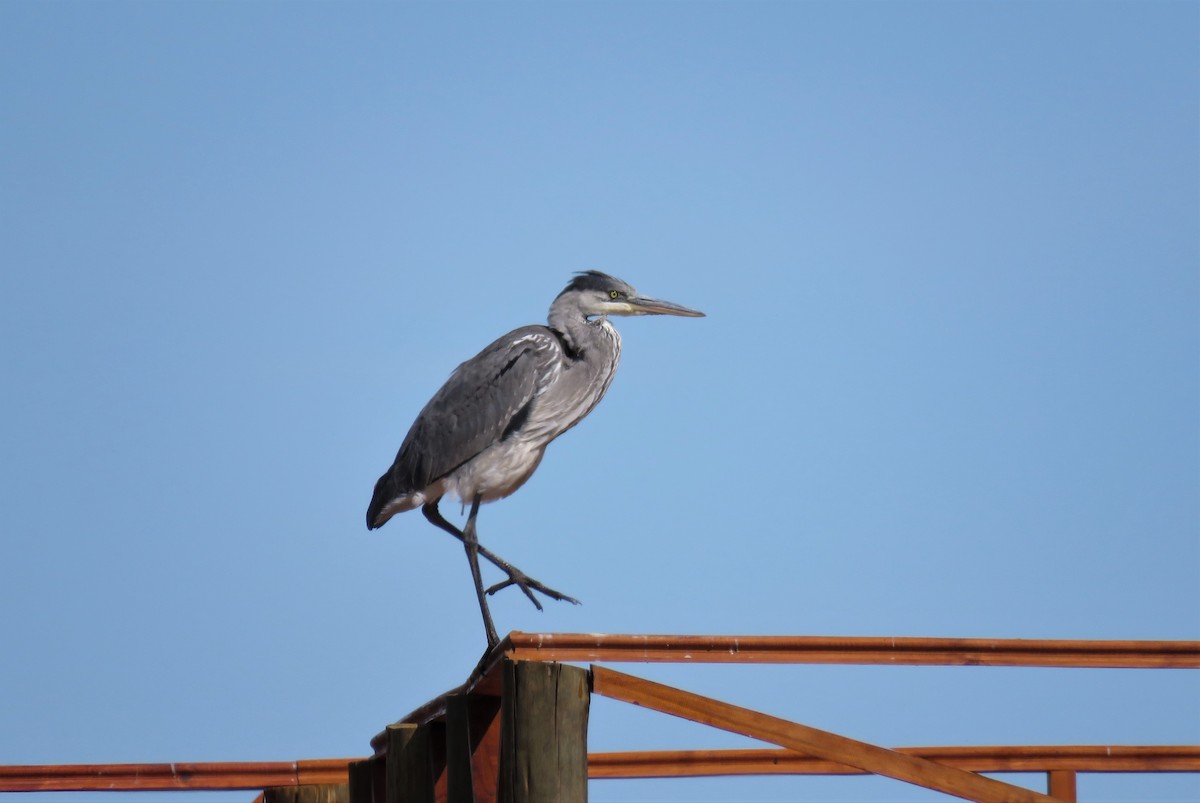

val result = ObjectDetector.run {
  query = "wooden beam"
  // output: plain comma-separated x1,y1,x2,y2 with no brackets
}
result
508,633,1200,668
499,660,590,803
591,665,1062,803
588,745,1200,777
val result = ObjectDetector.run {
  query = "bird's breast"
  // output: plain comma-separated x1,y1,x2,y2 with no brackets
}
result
445,437,547,504
524,324,620,443
442,319,621,506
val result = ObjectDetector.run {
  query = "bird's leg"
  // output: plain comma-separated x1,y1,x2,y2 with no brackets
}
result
421,502,581,610
462,494,500,647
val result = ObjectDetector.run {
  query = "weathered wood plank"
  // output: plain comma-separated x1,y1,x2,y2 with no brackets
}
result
348,759,376,803
499,660,589,803
444,695,474,803
386,724,433,803
264,785,350,803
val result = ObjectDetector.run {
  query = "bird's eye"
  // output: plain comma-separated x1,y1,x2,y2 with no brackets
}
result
610,290,620,299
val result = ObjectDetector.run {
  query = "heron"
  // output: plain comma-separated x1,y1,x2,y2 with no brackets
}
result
366,271,704,646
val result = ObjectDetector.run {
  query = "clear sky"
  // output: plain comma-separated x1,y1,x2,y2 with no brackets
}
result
1,2,1197,801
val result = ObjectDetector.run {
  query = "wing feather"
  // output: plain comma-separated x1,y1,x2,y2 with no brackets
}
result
368,326,563,523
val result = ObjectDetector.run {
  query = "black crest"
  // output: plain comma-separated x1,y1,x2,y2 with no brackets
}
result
558,270,634,298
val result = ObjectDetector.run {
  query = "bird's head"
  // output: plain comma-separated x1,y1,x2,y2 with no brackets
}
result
555,270,705,319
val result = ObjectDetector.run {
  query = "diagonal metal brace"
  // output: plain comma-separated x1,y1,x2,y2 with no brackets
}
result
590,665,1065,803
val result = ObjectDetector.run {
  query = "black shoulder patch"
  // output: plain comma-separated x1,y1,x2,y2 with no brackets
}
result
500,398,535,441
496,352,524,378
547,326,584,361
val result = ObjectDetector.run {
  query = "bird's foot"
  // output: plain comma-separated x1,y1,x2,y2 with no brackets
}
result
486,568,581,611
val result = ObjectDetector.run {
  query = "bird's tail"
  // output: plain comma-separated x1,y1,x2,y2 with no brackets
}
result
366,471,408,530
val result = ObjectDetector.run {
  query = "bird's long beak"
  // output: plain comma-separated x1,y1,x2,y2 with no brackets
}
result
626,295,706,317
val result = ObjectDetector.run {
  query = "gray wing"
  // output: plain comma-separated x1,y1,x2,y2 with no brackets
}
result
368,326,563,523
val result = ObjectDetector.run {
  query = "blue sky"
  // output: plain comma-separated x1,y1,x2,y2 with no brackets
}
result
1,2,1197,801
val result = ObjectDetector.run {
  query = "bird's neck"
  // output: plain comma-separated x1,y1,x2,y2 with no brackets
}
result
547,302,609,361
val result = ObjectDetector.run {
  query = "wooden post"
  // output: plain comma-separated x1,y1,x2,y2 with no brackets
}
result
348,759,376,803
499,660,590,803
445,695,475,803
1048,770,1077,802
264,785,350,803
385,724,434,803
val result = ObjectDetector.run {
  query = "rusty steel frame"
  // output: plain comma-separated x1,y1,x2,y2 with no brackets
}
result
0,760,354,792
503,631,1200,668
5,746,1199,790
2,633,1197,802
592,664,1061,803
9,744,1200,787
588,745,1200,778
377,632,1200,740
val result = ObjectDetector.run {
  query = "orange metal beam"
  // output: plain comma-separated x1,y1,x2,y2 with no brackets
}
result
591,665,1062,803
587,745,1200,778
0,759,356,792
375,633,1200,751
1049,770,1078,803
506,632,1200,668
4,747,1197,793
